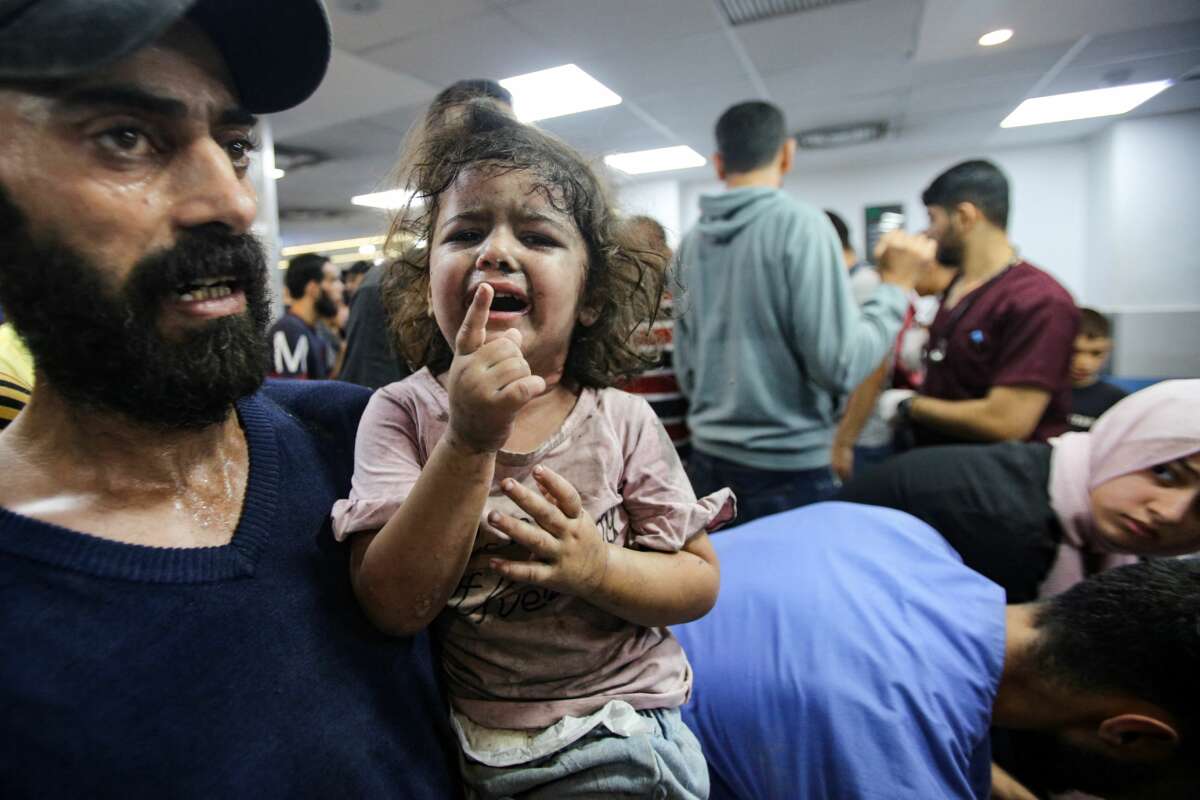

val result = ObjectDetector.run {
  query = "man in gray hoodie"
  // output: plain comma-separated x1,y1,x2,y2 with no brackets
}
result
674,101,925,526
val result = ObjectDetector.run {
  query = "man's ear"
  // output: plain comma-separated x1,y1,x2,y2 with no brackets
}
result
779,137,796,175
1097,714,1180,762
306,279,321,300
713,152,726,181
953,201,980,234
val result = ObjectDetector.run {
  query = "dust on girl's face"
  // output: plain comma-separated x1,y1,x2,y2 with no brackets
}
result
1090,453,1200,555
428,167,590,382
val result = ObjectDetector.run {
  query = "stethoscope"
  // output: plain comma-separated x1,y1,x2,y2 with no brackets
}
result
925,258,1018,365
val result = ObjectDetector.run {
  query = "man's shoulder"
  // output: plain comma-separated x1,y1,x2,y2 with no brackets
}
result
1007,262,1076,306
268,312,310,337
255,379,373,440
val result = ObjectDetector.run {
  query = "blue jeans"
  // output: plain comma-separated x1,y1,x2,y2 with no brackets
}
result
459,707,708,799
686,450,838,529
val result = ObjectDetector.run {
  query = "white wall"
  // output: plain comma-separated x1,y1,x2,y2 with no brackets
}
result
615,179,684,249
679,143,1092,300
1094,110,1200,311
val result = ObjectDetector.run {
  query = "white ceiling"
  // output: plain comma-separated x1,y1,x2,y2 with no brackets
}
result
270,0,1200,245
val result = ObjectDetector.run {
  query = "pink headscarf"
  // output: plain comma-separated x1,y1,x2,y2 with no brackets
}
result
1042,379,1200,597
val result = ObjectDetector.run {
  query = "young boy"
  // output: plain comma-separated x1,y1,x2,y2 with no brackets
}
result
1068,308,1127,432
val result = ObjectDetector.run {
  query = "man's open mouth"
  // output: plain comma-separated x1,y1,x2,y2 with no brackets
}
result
175,276,239,302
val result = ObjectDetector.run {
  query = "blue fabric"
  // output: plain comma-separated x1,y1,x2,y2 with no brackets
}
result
0,380,458,798
687,449,838,527
460,707,708,800
673,502,1006,800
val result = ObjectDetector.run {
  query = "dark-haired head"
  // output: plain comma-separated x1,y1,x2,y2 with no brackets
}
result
715,101,789,176
285,253,329,300
381,101,664,388
1078,307,1112,340
825,210,851,252
922,159,1010,230
1012,559,1200,798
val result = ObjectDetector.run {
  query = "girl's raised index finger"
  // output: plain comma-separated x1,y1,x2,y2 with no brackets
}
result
532,466,583,518
454,284,493,356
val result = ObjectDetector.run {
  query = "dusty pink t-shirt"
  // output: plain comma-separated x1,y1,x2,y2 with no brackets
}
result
331,368,735,729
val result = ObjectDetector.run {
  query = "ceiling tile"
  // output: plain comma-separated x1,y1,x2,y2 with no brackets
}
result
363,10,571,87
328,0,493,54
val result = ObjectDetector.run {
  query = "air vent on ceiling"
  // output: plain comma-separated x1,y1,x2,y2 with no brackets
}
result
795,121,887,149
717,0,859,27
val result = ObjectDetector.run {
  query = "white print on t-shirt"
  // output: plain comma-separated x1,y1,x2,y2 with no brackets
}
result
273,330,308,375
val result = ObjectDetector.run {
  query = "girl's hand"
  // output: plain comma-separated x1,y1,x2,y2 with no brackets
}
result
488,466,609,597
446,284,546,453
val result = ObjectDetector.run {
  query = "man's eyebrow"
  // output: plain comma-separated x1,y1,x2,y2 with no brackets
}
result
53,86,189,118
53,85,258,128
218,108,259,128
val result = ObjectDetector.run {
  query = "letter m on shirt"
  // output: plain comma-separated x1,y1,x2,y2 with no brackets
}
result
273,330,309,377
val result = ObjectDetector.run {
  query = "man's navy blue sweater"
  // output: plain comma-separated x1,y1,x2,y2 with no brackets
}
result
0,381,458,798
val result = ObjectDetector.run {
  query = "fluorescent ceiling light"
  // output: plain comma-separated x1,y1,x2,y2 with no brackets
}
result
358,244,377,255
270,167,286,180
978,28,1012,47
351,189,422,210
604,146,706,175
1001,81,1171,128
500,64,621,122
281,235,386,257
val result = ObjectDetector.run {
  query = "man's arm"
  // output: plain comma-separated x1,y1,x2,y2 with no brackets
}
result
909,385,1051,442
832,358,889,480
791,228,928,394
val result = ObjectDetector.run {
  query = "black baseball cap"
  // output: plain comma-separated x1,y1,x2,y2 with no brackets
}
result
0,0,331,113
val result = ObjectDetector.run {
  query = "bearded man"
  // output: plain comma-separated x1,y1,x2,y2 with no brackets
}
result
0,1,455,796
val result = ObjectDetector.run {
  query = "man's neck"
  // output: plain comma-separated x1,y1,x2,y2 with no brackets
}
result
961,230,1015,283
1,380,244,501
289,299,317,326
724,168,782,190
993,605,1095,729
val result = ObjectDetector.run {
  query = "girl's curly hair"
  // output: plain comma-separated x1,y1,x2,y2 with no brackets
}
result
380,101,665,389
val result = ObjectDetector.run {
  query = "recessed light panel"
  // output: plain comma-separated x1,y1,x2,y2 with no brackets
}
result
1000,81,1172,128
604,146,707,175
500,64,621,123
351,190,421,210
978,28,1013,47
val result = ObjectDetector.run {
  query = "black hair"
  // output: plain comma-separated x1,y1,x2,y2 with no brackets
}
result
284,253,328,299
1078,307,1112,339
432,79,513,113
715,101,787,174
342,259,372,280
1033,559,1200,756
921,159,1010,230
824,210,851,251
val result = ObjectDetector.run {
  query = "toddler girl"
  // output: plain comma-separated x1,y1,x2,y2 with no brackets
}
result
332,102,733,799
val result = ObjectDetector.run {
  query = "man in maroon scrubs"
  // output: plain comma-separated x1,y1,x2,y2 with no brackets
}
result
883,160,1078,447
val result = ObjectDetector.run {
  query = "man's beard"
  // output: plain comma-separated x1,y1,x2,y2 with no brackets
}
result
935,234,965,268
0,185,271,429
315,291,338,320
1002,728,1163,798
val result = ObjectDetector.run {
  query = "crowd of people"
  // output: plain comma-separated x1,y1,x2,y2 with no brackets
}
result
0,2,1197,799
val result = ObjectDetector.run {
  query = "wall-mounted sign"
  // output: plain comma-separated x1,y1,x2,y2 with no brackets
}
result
864,204,905,265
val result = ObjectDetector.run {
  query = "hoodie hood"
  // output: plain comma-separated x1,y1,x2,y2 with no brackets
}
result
697,187,783,244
